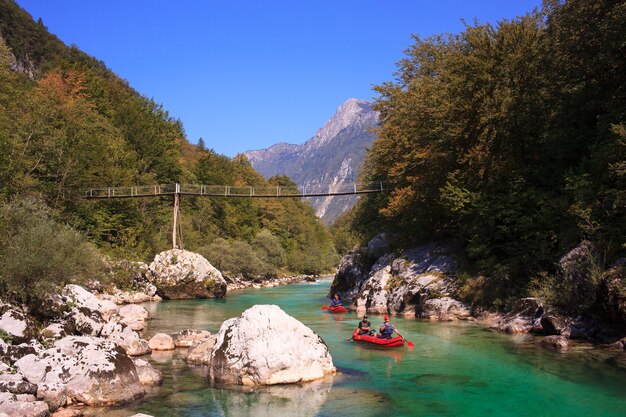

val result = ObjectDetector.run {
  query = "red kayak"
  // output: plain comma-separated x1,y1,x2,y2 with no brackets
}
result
328,305,348,313
351,329,406,347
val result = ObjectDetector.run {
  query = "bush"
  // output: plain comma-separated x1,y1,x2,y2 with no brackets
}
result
0,198,104,306
104,260,148,292
528,254,604,315
199,238,274,278
0,329,13,344
252,229,286,268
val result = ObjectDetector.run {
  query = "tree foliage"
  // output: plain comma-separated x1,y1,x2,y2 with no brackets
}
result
351,0,625,302
0,198,104,306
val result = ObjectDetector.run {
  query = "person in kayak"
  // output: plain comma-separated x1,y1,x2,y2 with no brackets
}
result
358,314,374,335
378,316,396,339
330,294,342,307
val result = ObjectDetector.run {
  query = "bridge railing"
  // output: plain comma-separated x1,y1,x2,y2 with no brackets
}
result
85,184,178,198
85,182,384,199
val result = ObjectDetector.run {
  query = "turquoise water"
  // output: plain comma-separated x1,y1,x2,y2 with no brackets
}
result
89,279,626,417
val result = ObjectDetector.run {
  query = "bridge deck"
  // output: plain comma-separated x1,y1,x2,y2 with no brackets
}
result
84,183,384,199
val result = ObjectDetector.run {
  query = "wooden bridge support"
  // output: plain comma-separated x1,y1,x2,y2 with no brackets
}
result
172,184,180,249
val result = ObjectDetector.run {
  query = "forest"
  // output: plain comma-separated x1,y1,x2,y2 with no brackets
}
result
0,0,338,306
343,0,625,307
0,0,623,311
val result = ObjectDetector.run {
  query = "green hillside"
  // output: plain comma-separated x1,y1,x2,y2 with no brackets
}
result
0,0,337,306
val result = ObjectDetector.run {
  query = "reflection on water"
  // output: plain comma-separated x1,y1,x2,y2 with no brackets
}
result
86,280,626,417
212,377,333,417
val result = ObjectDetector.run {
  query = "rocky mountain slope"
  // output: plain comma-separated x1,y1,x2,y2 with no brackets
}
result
244,98,379,224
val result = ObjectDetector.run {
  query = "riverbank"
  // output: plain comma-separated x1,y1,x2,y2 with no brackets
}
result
225,274,331,291
329,236,626,352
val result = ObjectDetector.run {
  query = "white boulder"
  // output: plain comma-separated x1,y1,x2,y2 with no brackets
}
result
66,307,105,336
355,255,394,314
115,304,150,331
0,366,37,395
367,232,390,258
209,305,335,386
149,249,227,299
422,297,471,321
148,333,175,351
171,329,211,347
100,321,150,356
62,285,118,320
338,242,470,319
0,309,38,343
132,359,162,386
185,336,218,365
14,336,144,406
0,392,49,417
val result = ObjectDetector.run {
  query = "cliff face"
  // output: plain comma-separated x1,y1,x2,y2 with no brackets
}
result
244,98,379,224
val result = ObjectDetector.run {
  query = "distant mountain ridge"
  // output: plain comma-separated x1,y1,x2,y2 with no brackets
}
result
244,98,379,224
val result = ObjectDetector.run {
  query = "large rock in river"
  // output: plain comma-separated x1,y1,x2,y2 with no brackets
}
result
331,241,469,319
149,249,227,299
209,305,335,386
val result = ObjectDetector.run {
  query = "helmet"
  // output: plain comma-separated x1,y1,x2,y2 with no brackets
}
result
363,315,368,319
384,316,390,321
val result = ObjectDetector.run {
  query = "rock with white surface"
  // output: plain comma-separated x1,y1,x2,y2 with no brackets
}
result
209,305,335,386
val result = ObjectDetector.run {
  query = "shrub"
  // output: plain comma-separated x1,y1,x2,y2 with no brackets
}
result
199,238,273,278
528,244,604,315
104,260,147,292
385,275,403,291
252,229,286,268
0,198,104,307
0,329,13,344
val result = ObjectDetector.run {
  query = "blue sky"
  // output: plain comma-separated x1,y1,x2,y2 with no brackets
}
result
18,0,541,156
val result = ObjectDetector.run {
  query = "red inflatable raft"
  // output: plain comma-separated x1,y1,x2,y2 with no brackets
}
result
351,329,406,347
328,305,348,313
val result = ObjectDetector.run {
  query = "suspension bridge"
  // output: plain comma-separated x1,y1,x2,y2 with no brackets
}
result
84,182,385,249
84,182,385,199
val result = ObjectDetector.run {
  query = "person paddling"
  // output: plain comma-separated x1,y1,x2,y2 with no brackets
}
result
378,316,397,339
330,294,342,307
358,314,373,335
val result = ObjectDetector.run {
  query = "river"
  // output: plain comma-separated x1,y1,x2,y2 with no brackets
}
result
87,279,626,417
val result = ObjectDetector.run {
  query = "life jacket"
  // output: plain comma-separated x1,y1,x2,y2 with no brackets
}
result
358,320,371,329
380,322,394,336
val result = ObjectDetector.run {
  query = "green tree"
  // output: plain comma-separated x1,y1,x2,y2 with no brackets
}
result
352,0,625,305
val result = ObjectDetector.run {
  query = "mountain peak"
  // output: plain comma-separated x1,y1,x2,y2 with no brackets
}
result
243,98,379,224
338,97,371,113
310,98,375,148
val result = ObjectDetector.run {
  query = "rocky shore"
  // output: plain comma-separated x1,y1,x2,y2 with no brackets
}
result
329,234,626,353
0,294,332,416
225,274,325,291
0,248,334,416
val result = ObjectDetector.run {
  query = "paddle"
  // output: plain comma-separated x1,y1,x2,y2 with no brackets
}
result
394,329,414,348
346,328,360,341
